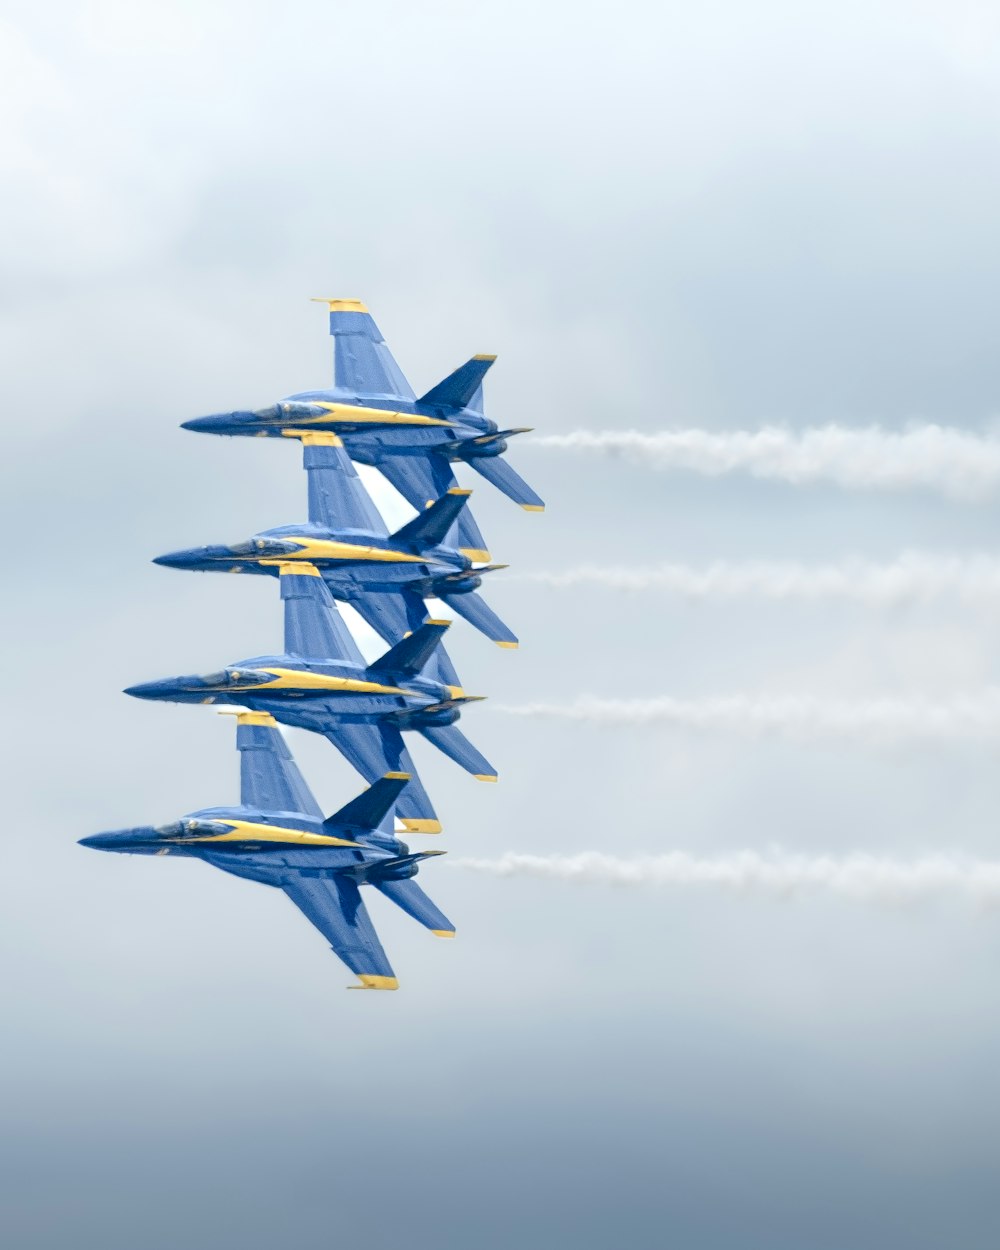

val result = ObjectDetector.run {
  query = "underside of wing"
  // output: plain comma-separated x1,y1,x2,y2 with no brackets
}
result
302,434,388,533
280,566,367,665
324,302,415,400
237,712,322,817
282,874,397,988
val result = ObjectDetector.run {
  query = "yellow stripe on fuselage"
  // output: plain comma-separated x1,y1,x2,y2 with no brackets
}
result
280,401,454,428
174,820,362,848
229,667,412,696
258,537,427,565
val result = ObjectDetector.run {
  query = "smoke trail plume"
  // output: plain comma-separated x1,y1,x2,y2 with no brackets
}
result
452,850,1000,905
494,690,1000,742
521,552,1000,606
531,425,1000,498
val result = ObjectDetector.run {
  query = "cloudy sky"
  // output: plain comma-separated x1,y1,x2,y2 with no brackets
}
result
5,2,1000,1246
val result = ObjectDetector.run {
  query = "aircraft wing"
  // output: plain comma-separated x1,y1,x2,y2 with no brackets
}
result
236,712,323,817
324,722,441,833
320,300,416,400
280,566,366,666
301,433,387,533
376,455,490,559
282,874,397,988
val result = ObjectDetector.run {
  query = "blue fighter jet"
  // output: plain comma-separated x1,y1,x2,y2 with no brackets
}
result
125,564,495,834
80,711,455,989
180,298,544,561
154,431,518,658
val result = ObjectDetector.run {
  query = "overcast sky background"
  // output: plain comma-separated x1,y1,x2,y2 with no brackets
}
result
5,2,1000,1247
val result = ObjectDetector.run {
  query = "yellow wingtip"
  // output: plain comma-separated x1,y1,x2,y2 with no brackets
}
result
311,297,369,313
474,774,499,783
217,710,280,726
521,504,545,513
472,353,497,362
351,975,399,990
400,819,442,835
495,640,519,649
459,548,492,562
432,929,456,938
299,431,343,447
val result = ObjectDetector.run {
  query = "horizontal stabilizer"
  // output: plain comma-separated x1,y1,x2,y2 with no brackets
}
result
374,877,454,934
350,850,445,882
464,453,544,510
418,723,496,779
325,773,411,833
439,590,518,646
370,620,450,678
418,355,495,411
391,489,472,550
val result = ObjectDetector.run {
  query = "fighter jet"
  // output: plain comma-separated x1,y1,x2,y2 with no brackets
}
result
154,431,518,658
80,711,454,989
180,298,544,561
125,563,496,834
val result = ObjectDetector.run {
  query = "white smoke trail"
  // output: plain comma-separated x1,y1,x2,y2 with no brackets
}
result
493,690,1000,742
520,552,1000,607
531,425,1000,498
452,850,1000,905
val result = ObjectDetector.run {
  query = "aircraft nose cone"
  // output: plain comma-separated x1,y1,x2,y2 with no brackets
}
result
181,413,233,433
79,827,156,851
78,832,115,850
181,407,278,434
124,678,181,700
153,547,209,570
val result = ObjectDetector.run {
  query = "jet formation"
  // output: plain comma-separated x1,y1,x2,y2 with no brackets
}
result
82,300,543,990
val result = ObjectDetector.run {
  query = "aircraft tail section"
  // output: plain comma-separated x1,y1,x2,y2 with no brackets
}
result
324,723,441,833
438,590,518,647
325,772,412,833
374,877,455,935
376,455,491,561
464,453,544,511
418,724,497,780
390,488,472,550
417,355,495,411
370,620,450,679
